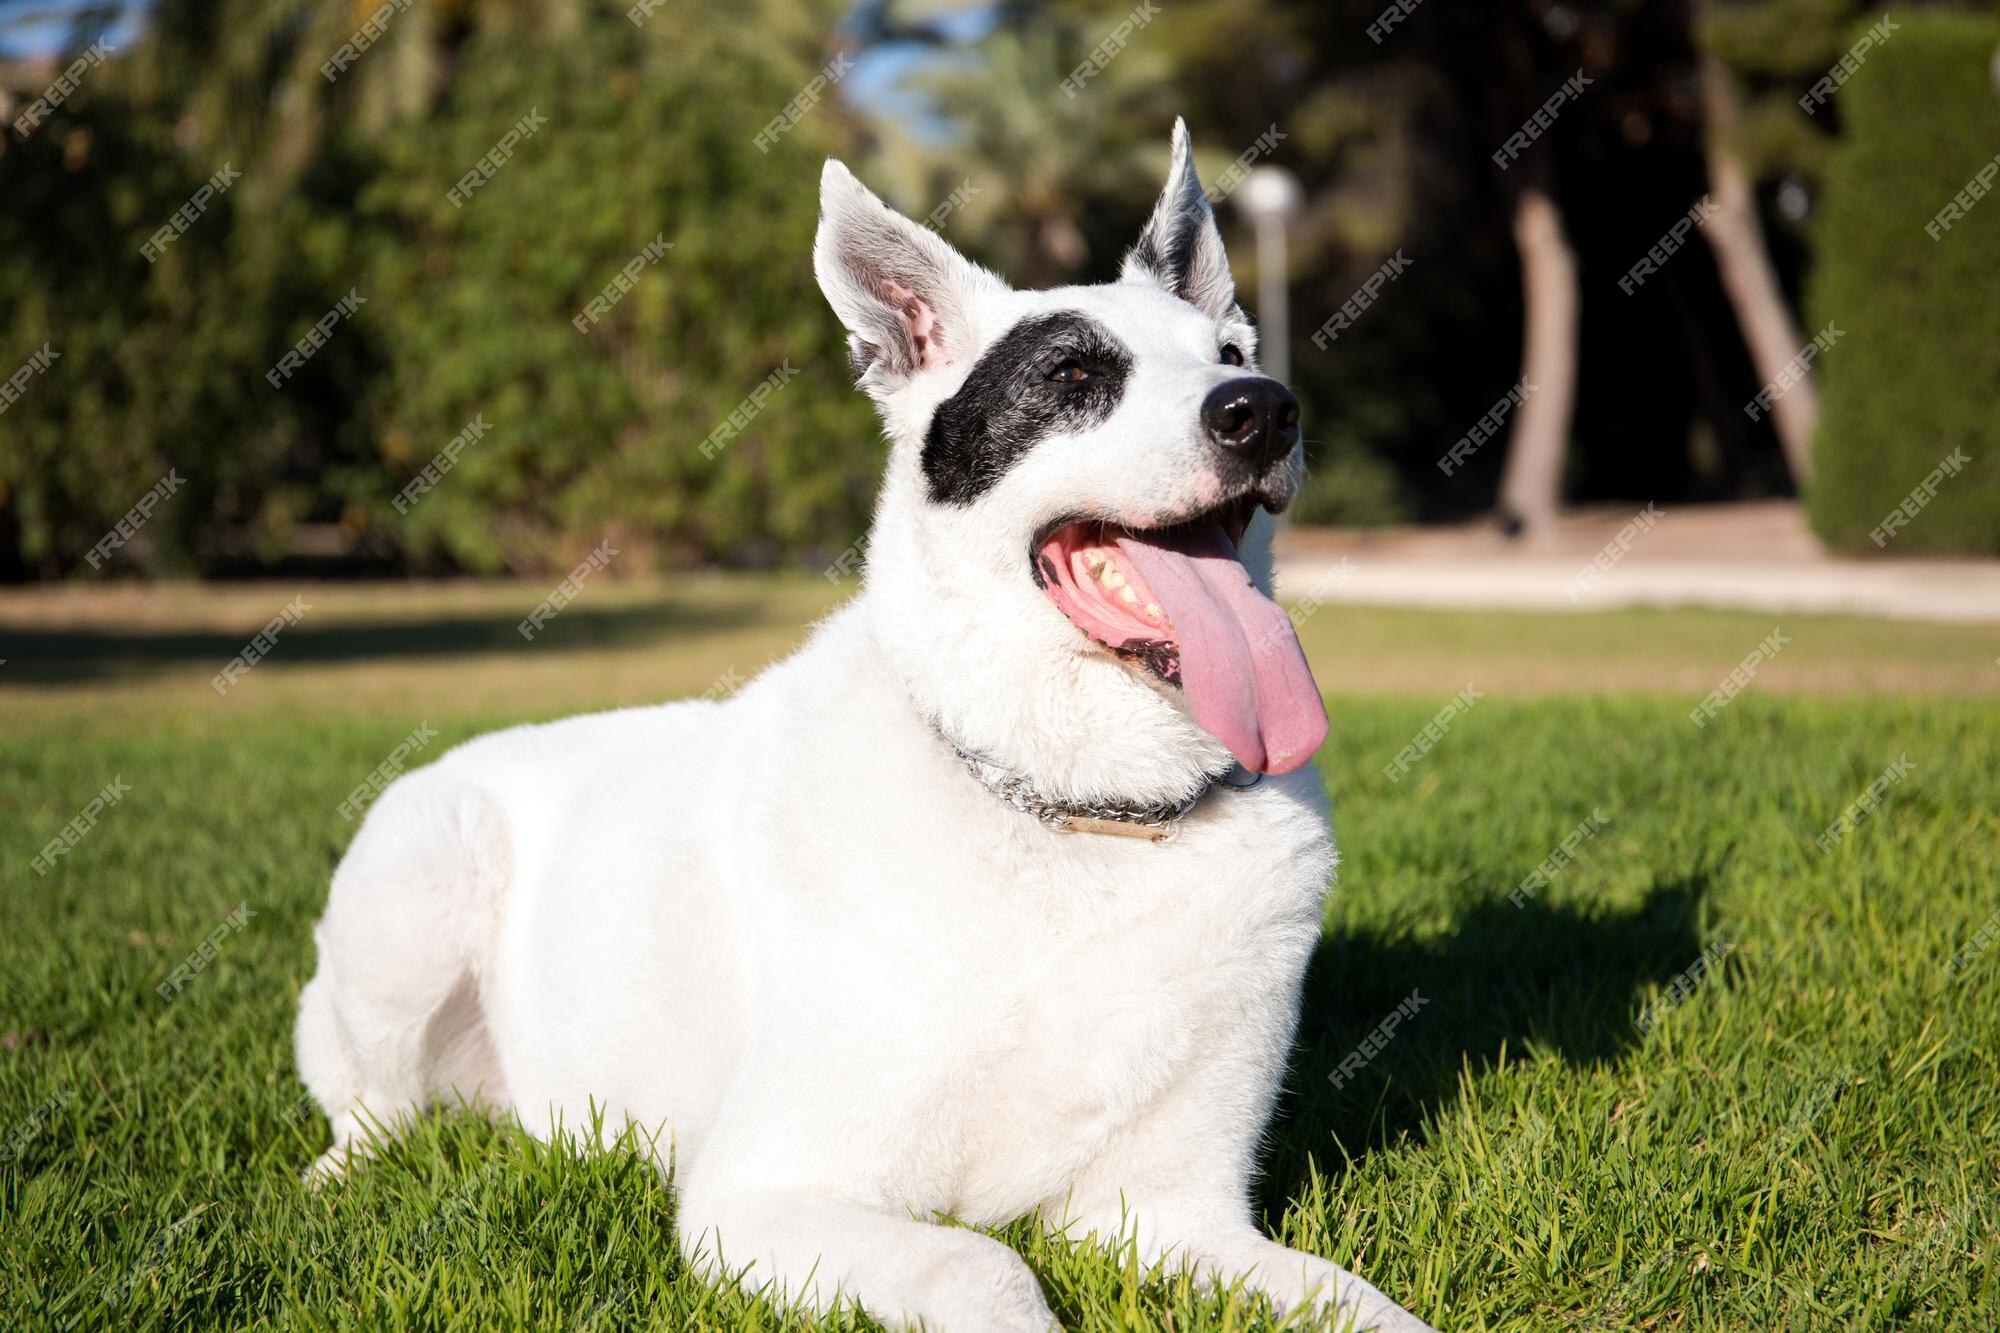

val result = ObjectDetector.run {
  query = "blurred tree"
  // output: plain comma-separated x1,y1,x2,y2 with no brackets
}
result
1695,39,1818,486
345,0,881,573
1483,6,1585,543
884,23,1168,287
0,0,379,576
1495,182,1580,542
0,0,882,577
1691,0,1864,487
4,0,1992,578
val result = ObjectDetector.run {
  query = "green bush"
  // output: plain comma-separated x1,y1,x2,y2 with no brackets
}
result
0,0,876,578
345,5,881,574
1806,10,2000,554
0,67,361,575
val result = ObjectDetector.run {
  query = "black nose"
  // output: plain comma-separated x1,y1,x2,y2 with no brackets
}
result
1201,377,1300,471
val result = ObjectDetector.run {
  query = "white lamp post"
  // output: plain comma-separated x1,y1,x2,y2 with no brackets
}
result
1234,165,1304,384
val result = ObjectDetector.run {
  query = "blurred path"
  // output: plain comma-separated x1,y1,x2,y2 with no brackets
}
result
1278,502,2000,623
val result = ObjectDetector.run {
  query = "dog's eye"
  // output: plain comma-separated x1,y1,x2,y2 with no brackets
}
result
1047,360,1089,384
1219,344,1245,367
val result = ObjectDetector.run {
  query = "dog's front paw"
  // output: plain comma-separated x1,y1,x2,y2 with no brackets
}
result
1224,1239,1438,1333
891,1242,1060,1333
303,1147,351,1187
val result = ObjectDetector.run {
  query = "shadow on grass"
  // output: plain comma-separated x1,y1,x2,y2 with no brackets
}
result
1258,873,1712,1215
0,599,761,686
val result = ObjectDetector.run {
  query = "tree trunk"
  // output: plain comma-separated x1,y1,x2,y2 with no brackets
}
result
1698,54,1816,486
1497,184,1580,542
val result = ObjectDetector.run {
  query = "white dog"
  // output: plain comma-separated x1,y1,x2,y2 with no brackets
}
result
296,120,1437,1333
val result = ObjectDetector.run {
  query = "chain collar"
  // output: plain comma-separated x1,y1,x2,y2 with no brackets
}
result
942,731,1260,842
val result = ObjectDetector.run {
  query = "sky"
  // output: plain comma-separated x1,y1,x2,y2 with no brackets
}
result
1,0,986,143
0,0,147,59
842,2,997,140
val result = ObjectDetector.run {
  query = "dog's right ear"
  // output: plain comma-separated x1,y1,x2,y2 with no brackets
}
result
815,159,1001,392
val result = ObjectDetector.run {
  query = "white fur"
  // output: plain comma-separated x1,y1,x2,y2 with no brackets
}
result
296,121,1438,1333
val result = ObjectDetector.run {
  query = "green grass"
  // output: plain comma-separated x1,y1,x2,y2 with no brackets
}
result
3,582,1998,1330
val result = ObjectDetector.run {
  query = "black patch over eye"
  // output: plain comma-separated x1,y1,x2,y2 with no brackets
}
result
1219,344,1245,367
923,311,1134,505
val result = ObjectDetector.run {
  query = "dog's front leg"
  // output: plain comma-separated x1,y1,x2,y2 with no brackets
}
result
677,1181,1058,1332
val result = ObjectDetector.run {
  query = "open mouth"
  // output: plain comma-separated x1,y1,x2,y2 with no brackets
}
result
1033,497,1329,775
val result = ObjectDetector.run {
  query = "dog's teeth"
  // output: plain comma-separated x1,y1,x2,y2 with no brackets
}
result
1081,549,1108,576
1118,586,1139,605
1102,568,1126,590
1143,601,1163,620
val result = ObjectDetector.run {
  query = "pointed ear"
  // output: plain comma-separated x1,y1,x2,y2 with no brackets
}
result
1121,118,1240,321
814,159,1001,390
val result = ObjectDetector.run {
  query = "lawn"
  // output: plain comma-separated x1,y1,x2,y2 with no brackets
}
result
3,578,1997,1330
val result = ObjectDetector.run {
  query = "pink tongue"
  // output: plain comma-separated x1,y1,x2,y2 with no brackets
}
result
1111,520,1329,774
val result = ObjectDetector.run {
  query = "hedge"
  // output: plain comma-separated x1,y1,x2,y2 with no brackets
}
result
0,0,877,578
1805,10,2000,554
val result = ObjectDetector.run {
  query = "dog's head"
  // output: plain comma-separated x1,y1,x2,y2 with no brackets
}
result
817,120,1328,799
